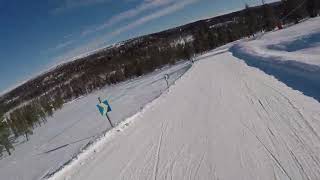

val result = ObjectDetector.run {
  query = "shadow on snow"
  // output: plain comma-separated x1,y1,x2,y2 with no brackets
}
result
230,45,320,103
267,32,320,52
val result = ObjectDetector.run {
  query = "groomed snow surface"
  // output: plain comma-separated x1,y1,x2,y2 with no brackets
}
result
231,17,320,103
51,52,320,180
0,62,191,180
50,17,320,180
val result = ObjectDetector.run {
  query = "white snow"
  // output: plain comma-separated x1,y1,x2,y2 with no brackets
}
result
170,35,194,47
0,62,191,180
230,17,320,103
50,50,320,180
233,17,320,67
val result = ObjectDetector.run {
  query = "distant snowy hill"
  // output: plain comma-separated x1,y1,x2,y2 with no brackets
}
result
0,1,283,116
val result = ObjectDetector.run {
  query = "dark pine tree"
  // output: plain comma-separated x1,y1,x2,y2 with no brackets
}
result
306,0,319,17
262,0,277,31
0,120,14,155
244,4,259,36
282,0,307,24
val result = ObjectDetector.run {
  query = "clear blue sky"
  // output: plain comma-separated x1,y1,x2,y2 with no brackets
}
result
0,0,278,93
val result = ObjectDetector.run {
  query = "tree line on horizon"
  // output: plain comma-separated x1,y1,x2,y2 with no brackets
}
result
0,0,319,156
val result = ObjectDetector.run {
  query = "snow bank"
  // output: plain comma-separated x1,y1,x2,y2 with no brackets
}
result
232,16,320,66
230,17,320,102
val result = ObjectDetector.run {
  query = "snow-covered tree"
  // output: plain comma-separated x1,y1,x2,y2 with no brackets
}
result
0,121,14,155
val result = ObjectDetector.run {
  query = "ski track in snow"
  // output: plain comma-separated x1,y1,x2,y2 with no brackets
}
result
50,49,320,180
0,62,191,180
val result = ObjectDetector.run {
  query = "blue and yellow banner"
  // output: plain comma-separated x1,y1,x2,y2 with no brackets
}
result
97,100,112,116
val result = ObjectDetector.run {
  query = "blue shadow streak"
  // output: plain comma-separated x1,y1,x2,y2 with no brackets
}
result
230,45,320,103
268,32,320,52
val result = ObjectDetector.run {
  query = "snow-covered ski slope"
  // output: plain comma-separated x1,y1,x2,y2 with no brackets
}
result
231,17,320,102
0,62,190,180
51,18,320,180
232,17,320,66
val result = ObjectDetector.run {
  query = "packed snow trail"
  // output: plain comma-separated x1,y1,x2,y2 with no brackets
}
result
51,52,320,180
230,17,320,102
0,62,190,180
